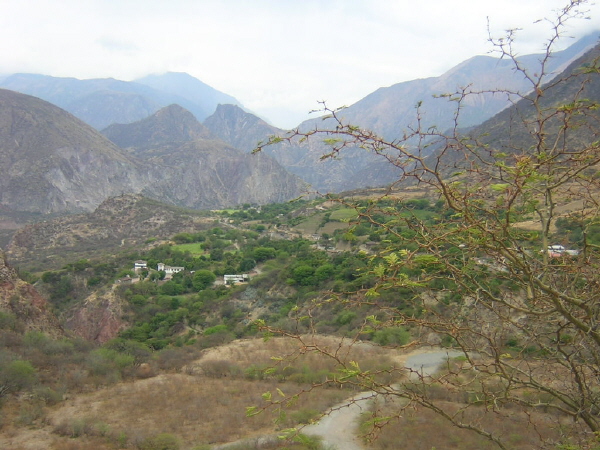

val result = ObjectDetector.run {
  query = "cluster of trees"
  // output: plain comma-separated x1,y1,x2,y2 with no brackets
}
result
34,193,485,351
220,200,310,223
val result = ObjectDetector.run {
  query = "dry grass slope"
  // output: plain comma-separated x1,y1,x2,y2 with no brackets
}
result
0,336,399,450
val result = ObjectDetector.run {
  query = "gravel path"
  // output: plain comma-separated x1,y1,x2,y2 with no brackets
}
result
303,349,463,450
303,390,376,450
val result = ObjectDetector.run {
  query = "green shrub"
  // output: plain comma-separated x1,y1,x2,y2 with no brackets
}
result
204,324,228,336
0,311,18,330
86,348,134,379
33,386,64,405
0,359,37,396
372,326,410,346
139,432,180,450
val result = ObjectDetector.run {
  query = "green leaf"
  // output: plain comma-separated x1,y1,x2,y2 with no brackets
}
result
337,368,360,381
365,288,380,298
278,428,298,440
384,253,399,266
490,183,510,192
366,315,380,325
246,406,260,417
373,264,386,277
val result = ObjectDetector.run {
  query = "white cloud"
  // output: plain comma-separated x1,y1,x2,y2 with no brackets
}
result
1,0,599,128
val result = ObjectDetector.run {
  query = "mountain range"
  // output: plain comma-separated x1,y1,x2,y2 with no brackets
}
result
434,41,600,169
0,33,597,223
313,33,598,140
0,71,241,129
204,34,599,192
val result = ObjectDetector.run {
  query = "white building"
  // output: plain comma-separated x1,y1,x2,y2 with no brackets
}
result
157,262,185,277
134,260,147,271
547,245,580,258
224,274,249,285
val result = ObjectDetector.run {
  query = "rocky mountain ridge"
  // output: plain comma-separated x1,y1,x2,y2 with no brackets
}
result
103,105,307,209
1,35,596,222
299,33,598,141
0,90,304,217
102,104,213,151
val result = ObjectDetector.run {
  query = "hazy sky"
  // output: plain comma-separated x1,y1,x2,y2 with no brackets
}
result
2,0,599,128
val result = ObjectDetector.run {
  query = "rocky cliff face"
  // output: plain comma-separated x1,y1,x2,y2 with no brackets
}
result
0,88,151,214
2,246,129,344
64,289,126,344
141,140,308,209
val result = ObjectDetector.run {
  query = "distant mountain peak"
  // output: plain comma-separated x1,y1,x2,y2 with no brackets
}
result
154,103,199,121
102,104,212,150
213,103,247,116
143,71,205,82
135,72,242,119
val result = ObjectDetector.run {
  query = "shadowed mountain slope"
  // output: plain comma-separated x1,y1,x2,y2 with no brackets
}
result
429,42,600,169
301,33,599,141
0,88,150,214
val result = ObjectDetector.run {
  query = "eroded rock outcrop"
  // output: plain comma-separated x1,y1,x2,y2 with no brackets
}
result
64,288,125,344
0,249,62,336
